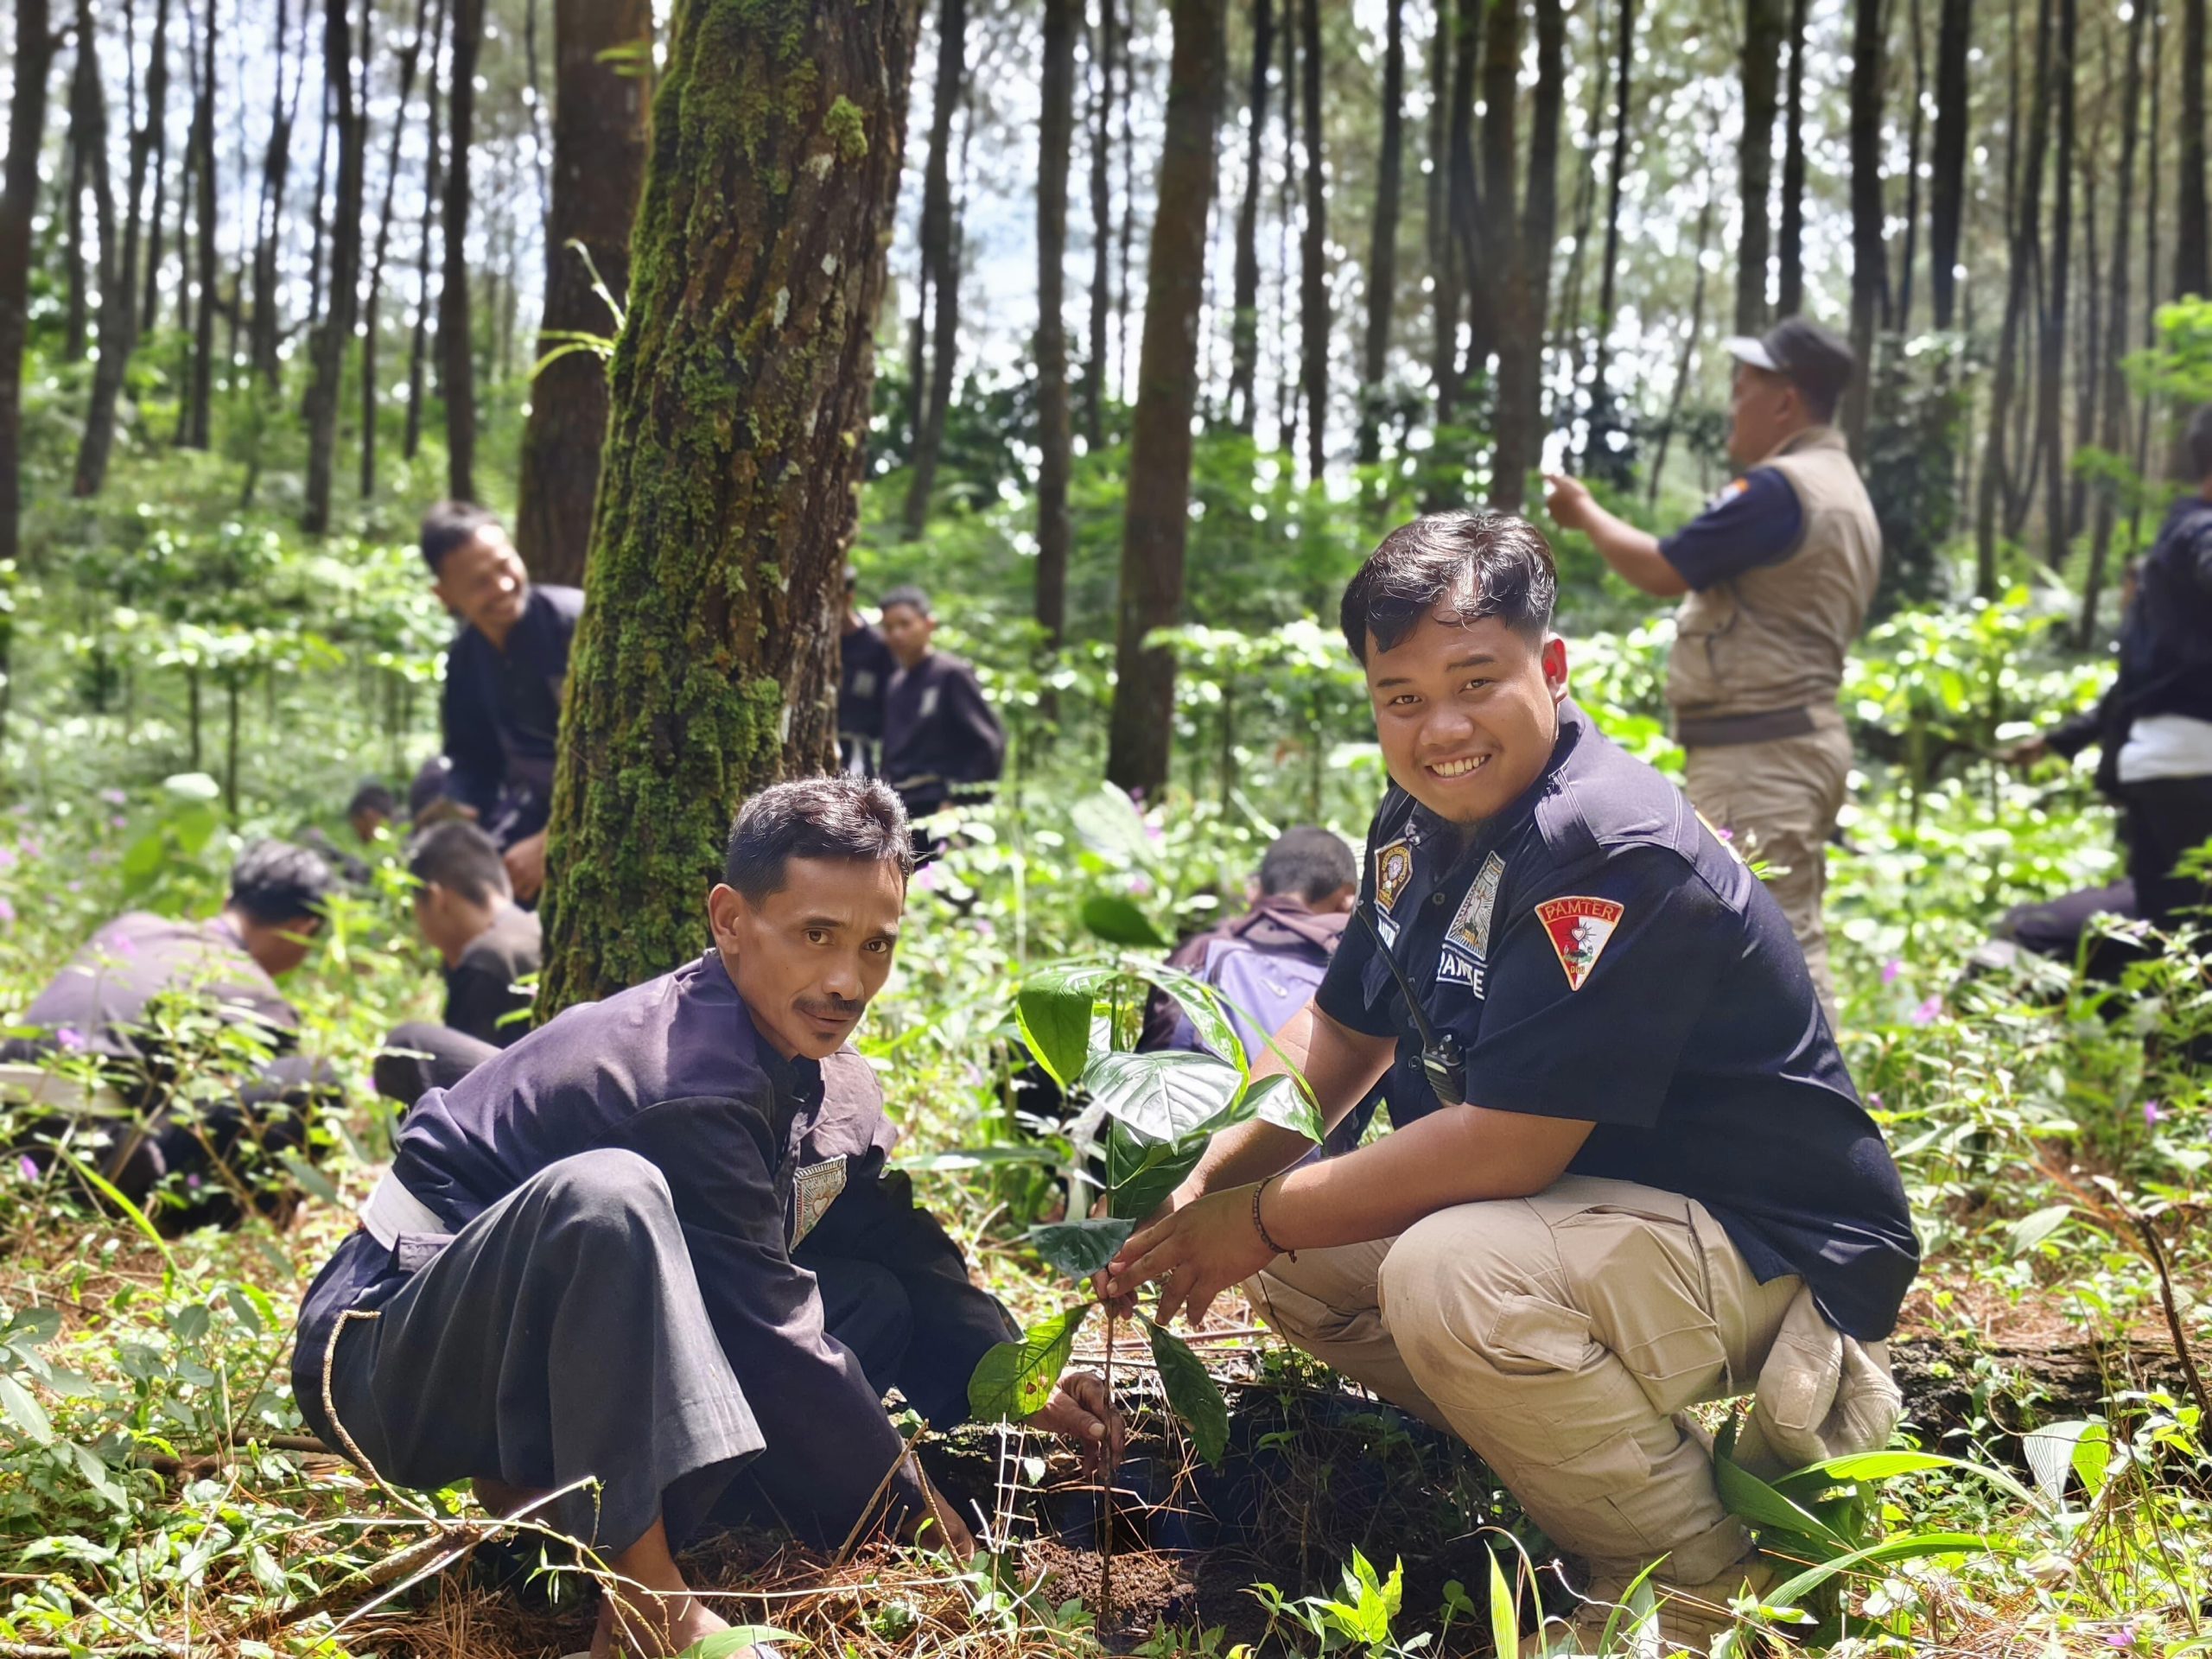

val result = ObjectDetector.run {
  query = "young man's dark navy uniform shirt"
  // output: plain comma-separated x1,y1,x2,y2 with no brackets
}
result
881,651,1007,818
1316,699,1918,1341
293,949,1015,1536
840,622,897,751
440,583,583,849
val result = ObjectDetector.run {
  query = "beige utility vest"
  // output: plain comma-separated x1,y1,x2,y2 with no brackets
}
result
1666,426,1882,720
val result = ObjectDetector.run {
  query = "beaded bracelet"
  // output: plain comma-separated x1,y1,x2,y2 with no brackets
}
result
1251,1175,1296,1262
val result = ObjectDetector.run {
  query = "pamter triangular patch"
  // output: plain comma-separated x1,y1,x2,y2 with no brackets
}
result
1534,896,1624,990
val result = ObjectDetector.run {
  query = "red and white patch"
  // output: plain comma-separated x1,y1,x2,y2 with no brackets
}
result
1534,896,1624,990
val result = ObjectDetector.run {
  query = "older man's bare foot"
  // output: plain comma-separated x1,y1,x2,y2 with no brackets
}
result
588,1588,755,1659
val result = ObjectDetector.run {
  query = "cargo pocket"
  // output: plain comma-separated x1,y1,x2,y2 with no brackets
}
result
1484,1293,1598,1376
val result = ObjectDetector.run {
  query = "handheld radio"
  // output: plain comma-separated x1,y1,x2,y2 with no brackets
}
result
1353,902,1467,1109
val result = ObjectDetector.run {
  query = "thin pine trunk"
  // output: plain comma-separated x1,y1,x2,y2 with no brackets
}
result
1356,0,1402,469
902,0,968,536
1427,0,1458,426
1649,176,1717,506
1493,0,1564,514
2175,0,2205,307
138,0,174,334
1107,0,1225,799
181,0,217,450
2035,0,2074,568
442,0,483,500
1843,0,1886,445
1084,0,1116,444
1229,0,1274,433
1036,0,1076,674
302,0,367,532
2080,0,2145,644
1897,0,1926,329
404,0,445,462
1737,0,1785,332
1298,0,1326,480
79,0,162,495
249,0,300,387
1589,0,1634,438
1777,0,1808,316
360,0,431,500
1928,0,1970,327
1,0,60,580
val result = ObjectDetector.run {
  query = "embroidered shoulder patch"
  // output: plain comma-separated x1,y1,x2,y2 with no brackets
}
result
1373,838,1415,914
1535,896,1624,990
1450,853,1507,959
791,1156,849,1249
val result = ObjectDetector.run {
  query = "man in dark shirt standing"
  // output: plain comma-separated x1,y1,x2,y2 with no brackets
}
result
838,567,896,774
372,822,542,1109
2,842,340,1230
292,779,1117,1659
878,586,1007,820
1103,513,1917,1649
419,502,583,906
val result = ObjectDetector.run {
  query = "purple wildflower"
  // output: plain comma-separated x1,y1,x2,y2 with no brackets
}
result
913,862,941,892
2144,1100,2165,1127
0,844,15,870
1910,994,1943,1027
99,789,126,806
54,1027,86,1052
1881,958,1904,986
1130,874,1154,897
65,880,80,894
0,894,14,927
1866,1091,1884,1110
16,1156,36,1182
2105,1621,2138,1649
109,815,127,830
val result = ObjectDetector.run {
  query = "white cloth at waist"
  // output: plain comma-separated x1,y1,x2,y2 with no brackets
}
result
360,1168,448,1249
2117,714,2212,785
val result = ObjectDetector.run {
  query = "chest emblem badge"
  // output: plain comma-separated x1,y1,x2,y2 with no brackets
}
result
1374,838,1414,914
918,686,941,720
1535,896,1624,990
791,1156,849,1249
1450,853,1507,959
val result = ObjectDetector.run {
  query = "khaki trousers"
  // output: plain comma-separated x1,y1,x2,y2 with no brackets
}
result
1682,710,1853,1027
1245,1175,1803,1586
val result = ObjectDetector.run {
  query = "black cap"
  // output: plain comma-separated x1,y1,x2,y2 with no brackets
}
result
1723,317,1855,416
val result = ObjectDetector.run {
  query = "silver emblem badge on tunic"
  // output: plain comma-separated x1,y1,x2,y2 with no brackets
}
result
1374,838,1414,914
791,1157,849,1249
1450,853,1506,960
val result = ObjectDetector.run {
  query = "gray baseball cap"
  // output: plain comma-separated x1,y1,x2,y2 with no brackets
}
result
1723,316,1856,413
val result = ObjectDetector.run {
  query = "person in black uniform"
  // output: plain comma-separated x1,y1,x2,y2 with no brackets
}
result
291,778,1119,1659
372,822,543,1110
1,842,341,1230
1102,512,1919,1649
838,567,896,774
878,587,1007,820
417,502,583,905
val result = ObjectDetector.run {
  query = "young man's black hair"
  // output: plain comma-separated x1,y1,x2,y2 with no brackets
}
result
409,820,514,908
418,501,505,576
1339,511,1559,662
349,781,398,821
879,585,933,617
2188,403,2212,479
722,776,915,902
1257,825,1357,906
229,841,337,925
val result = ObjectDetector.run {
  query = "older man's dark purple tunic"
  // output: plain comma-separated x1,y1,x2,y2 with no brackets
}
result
291,950,1014,1553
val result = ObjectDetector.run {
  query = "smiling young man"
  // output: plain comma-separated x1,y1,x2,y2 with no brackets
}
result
292,779,1118,1659
1102,512,1918,1648
419,501,584,904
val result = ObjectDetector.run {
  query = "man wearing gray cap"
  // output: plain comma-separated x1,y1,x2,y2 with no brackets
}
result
1544,318,1880,1026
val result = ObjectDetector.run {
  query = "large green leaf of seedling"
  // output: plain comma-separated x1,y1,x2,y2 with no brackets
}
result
969,1304,1092,1423
1142,1314,1229,1465
1024,1217,1135,1278
1243,1071,1326,1143
1014,963,1111,1088
1080,893,1170,948
1128,962,1245,1069
1083,1048,1244,1141
1106,1119,1209,1223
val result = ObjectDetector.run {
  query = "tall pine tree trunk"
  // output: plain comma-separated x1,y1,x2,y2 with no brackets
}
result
139,0,174,334
1,0,59,576
1036,0,1076,673
68,0,118,433
1843,0,1885,445
303,0,367,533
515,0,652,584
1777,0,1808,316
360,0,431,499
537,0,920,1012
1896,0,1926,329
249,3,300,389
1737,0,1785,332
1105,0,1224,800
79,0,162,496
404,0,445,462
63,5,109,364
181,0,217,450
902,0,966,535
2077,0,2141,646
1649,175,1718,505
1427,0,1459,428
2035,0,2073,566
1357,0,1402,466
1928,0,1969,327
1298,0,1325,480
442,0,484,500
1229,0,1273,434
1084,0,1116,444
1493,0,1562,514
1589,0,1633,444
2176,0,2206,304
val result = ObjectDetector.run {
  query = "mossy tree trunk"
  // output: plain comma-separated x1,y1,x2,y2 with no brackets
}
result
537,0,919,1014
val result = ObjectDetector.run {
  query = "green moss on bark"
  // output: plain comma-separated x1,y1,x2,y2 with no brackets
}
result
536,0,920,1013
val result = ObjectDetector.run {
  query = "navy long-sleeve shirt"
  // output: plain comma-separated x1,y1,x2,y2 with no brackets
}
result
439,585,583,849
292,950,1013,1532
881,651,1007,817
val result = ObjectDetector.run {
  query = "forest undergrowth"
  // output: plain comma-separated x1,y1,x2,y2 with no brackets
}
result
0,542,2207,1658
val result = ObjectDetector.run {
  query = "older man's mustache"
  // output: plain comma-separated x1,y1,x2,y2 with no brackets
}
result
798,995,866,1020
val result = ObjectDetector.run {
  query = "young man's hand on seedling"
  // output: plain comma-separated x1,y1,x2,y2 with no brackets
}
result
1024,1369,1127,1478
1103,1185,1277,1328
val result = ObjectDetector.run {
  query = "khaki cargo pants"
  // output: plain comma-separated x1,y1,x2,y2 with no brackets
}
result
1682,709,1853,1028
1244,1175,1802,1586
